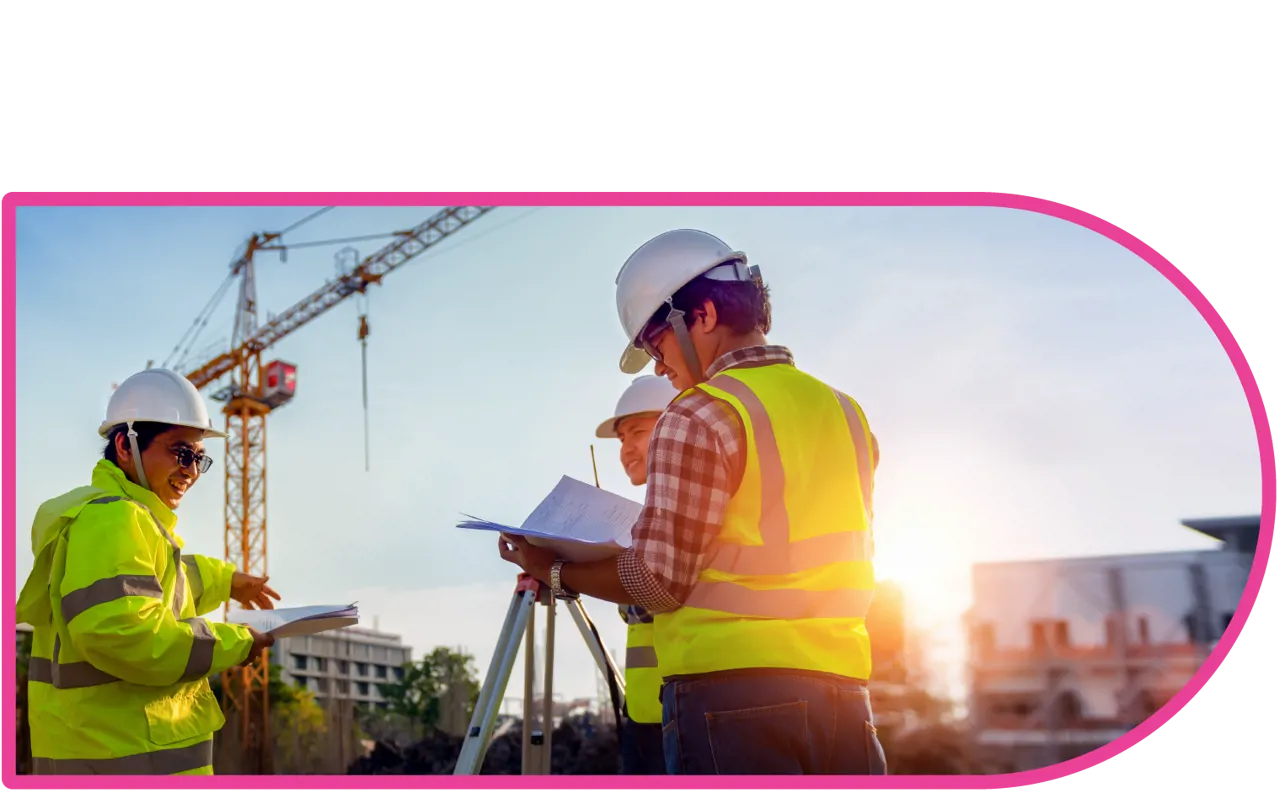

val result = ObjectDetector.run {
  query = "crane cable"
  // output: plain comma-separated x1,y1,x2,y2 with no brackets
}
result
162,207,337,371
162,270,237,371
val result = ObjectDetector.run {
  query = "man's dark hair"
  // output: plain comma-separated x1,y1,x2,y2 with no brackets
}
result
645,271,772,336
103,422,167,465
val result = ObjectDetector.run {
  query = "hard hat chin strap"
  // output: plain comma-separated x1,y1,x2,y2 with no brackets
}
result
654,261,761,385
126,422,151,492
665,301,706,387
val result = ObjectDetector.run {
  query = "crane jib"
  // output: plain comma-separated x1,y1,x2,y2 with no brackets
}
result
183,206,494,389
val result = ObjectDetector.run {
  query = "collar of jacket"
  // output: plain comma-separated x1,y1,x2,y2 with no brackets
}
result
92,458,182,540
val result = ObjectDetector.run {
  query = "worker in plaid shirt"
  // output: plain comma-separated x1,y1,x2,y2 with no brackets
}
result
500,229,885,775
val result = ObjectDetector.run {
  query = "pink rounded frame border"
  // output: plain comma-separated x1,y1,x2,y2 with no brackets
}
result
1,191,1273,789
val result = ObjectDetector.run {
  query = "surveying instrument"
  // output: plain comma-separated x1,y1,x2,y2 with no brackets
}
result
453,571,627,775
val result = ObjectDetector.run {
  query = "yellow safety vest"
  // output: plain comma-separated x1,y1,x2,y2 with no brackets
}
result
16,460,254,775
653,363,877,680
619,606,662,724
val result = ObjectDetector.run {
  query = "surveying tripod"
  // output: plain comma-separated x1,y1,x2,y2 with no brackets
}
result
453,573,627,775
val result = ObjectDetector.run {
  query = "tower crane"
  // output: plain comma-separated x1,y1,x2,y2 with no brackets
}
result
167,206,495,771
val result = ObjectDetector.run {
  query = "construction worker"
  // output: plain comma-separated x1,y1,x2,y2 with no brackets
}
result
497,229,885,775
594,374,680,775
15,368,280,775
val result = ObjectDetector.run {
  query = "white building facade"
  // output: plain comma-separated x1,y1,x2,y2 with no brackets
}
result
275,625,413,708
966,515,1257,771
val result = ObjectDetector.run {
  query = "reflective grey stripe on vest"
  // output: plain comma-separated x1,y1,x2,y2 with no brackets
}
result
33,621,215,689
73,496,186,620
61,575,165,624
27,636,122,689
181,556,204,600
684,374,875,619
832,389,875,519
180,618,216,681
32,739,213,775
626,645,658,669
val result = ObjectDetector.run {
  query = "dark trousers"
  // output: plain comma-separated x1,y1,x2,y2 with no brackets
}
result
619,715,667,774
660,669,888,775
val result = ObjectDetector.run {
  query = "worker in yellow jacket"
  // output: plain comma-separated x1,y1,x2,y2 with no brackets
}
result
16,368,280,775
594,374,680,774
498,229,886,774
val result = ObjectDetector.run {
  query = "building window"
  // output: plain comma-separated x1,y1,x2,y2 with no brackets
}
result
339,660,350,675
357,662,368,677
316,658,328,673
1031,622,1049,653
292,654,307,671
375,665,387,679
394,666,405,681
971,622,994,658
1182,614,1203,643
336,680,349,695
1054,691,1082,724
357,682,369,697
1051,620,1070,648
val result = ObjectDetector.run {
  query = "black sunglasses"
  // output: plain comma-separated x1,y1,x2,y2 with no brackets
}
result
172,446,214,474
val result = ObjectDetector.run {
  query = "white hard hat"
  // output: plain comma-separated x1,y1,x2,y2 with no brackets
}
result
595,375,681,439
614,229,757,374
98,368,227,440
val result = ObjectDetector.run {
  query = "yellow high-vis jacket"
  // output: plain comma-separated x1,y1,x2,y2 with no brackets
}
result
617,605,662,725
653,363,878,682
16,459,254,775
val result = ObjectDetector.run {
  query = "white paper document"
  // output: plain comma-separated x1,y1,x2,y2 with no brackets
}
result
457,475,642,563
227,604,359,638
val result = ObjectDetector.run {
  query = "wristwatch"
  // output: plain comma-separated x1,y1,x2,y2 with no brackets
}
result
549,559,572,598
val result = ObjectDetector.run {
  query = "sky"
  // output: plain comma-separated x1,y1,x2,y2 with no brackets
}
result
9,203,1263,704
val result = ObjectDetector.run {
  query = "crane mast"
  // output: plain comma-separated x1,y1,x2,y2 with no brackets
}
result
178,206,494,772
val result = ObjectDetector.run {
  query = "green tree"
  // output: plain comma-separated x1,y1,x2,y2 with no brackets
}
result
376,646,481,734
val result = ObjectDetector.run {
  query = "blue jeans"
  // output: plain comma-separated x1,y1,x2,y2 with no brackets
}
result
619,716,667,774
660,670,888,775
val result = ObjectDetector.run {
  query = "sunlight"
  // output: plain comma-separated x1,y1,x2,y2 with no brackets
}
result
874,529,974,639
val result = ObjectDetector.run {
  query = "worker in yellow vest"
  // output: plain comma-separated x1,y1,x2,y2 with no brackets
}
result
594,374,680,774
498,229,886,774
16,368,280,775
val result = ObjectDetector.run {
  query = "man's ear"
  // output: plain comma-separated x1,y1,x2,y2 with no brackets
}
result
696,297,719,334
114,432,132,465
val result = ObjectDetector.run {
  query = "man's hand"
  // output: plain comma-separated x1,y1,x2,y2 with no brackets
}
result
230,572,281,610
497,534,556,583
241,626,275,667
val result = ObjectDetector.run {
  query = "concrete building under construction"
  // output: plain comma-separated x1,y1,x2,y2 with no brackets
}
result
965,515,1258,771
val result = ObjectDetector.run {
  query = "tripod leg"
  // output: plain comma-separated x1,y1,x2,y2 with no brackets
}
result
521,601,536,774
471,589,525,726
566,599,627,697
540,598,557,774
453,588,536,775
